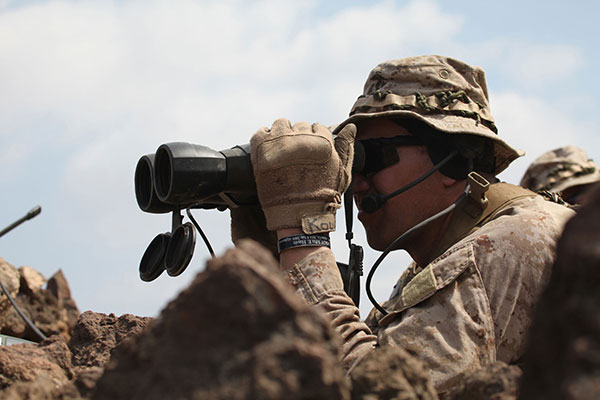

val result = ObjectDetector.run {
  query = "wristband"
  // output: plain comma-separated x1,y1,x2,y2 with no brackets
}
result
277,234,330,253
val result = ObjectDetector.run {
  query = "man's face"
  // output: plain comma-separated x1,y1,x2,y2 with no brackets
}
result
352,118,452,251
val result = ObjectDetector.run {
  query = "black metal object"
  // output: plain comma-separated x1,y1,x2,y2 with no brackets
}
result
0,206,47,342
0,206,41,238
336,244,363,307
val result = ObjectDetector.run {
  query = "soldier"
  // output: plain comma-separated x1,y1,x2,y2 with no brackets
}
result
519,145,600,205
233,55,575,396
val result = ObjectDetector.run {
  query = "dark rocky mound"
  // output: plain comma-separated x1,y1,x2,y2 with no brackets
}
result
519,183,600,400
92,239,351,400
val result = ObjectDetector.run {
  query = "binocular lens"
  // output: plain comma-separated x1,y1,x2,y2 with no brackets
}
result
165,222,196,277
134,155,174,214
135,156,154,210
154,147,173,202
139,232,171,282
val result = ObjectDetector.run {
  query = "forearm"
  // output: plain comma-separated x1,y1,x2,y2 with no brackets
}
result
277,227,328,269
277,228,377,371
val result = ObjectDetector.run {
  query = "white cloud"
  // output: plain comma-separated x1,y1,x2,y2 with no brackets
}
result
494,91,599,185
506,44,583,84
469,39,584,89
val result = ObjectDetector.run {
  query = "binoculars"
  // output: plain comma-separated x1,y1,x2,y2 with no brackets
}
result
135,140,366,283
135,143,259,214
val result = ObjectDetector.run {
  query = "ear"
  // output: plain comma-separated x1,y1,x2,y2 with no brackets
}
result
441,174,458,188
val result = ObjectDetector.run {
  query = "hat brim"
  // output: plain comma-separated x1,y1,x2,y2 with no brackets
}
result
551,171,600,193
333,110,523,174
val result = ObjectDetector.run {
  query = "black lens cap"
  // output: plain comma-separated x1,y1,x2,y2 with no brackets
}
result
165,222,196,277
139,232,171,282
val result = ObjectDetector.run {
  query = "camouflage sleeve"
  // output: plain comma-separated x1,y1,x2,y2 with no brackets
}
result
282,248,377,372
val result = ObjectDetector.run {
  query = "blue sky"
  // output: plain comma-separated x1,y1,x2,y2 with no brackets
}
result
1,0,598,318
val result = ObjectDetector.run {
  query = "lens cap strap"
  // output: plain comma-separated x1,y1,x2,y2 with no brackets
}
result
277,234,330,253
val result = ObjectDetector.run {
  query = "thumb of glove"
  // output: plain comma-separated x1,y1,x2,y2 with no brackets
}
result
333,123,357,190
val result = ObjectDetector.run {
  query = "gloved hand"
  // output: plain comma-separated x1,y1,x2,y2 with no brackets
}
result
230,205,279,260
250,118,356,234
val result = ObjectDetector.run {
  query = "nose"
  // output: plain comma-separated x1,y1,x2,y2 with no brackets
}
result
351,173,371,195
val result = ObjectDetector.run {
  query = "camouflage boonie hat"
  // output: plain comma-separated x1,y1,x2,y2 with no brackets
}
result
333,55,523,173
519,145,600,193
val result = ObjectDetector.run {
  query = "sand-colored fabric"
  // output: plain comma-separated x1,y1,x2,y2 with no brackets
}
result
230,205,279,260
284,190,574,395
520,145,600,193
332,55,523,173
250,118,355,233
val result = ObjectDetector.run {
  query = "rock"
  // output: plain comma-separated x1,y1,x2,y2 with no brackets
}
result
519,183,600,399
19,266,46,294
93,239,350,400
0,258,20,319
0,269,80,342
446,361,521,400
47,270,72,302
350,346,439,400
0,336,73,390
0,311,150,399
0,258,19,296
68,311,153,368
71,366,103,399
47,270,81,334
0,375,82,400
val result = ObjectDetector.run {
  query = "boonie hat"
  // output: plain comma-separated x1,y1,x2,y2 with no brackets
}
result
519,145,600,193
333,55,523,173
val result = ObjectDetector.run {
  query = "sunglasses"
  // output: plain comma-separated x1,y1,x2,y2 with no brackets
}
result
354,135,426,176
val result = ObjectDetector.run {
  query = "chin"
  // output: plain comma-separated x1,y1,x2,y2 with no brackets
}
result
365,234,388,252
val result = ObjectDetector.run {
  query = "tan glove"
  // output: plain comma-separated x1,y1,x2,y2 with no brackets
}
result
230,205,279,260
250,118,356,234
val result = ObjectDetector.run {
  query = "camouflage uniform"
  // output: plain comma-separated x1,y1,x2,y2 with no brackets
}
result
520,145,600,204
279,56,575,395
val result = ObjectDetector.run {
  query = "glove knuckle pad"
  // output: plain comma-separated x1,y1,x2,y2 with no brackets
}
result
256,134,332,170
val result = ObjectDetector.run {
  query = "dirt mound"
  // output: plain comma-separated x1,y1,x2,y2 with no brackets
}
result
0,311,152,399
519,183,600,399
68,311,153,369
93,239,350,400
0,336,73,390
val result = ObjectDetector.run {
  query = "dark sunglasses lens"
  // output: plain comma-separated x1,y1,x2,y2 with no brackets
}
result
361,141,400,175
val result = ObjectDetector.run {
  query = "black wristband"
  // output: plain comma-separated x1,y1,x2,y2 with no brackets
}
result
277,234,331,253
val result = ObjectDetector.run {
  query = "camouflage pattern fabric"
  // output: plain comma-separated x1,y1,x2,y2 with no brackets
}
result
332,55,524,174
281,189,574,397
519,145,600,193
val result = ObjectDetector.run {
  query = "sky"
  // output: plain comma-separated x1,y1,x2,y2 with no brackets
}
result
1,0,598,319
